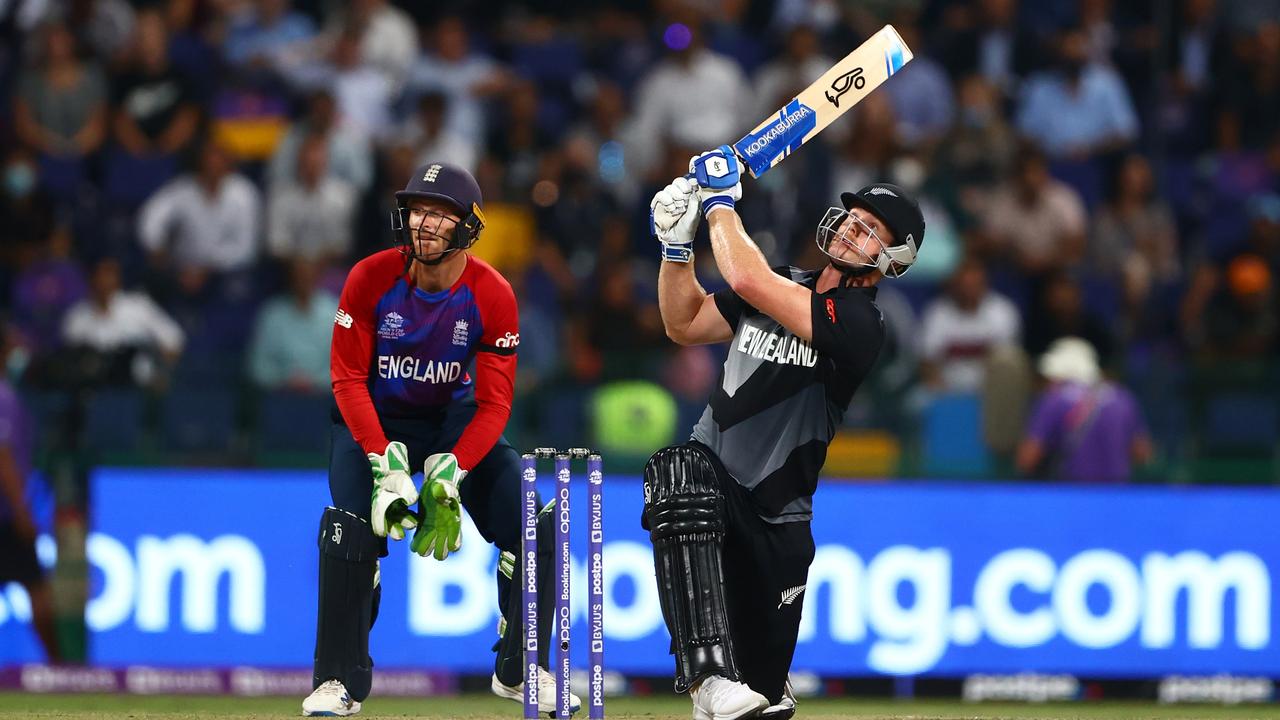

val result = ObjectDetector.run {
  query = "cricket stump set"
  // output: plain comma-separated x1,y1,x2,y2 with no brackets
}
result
521,448,605,719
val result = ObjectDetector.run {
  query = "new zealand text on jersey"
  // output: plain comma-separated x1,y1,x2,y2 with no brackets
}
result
377,355,463,383
737,324,818,367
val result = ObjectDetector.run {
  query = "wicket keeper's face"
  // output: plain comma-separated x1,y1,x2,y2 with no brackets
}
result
406,199,461,259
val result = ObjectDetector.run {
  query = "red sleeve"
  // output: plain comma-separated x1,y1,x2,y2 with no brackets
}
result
331,255,394,455
452,267,519,471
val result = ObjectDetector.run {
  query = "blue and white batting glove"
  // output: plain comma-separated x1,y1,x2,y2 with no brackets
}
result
649,176,700,263
689,145,743,216
368,440,419,540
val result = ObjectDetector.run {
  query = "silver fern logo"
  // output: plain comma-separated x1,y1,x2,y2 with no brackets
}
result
777,584,806,609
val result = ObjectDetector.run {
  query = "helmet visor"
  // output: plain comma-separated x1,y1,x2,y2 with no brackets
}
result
815,207,917,278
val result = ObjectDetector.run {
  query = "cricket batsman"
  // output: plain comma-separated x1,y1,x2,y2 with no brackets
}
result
644,147,925,720
304,162,580,716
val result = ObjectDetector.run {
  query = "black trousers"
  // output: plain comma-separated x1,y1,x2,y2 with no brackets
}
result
697,442,816,705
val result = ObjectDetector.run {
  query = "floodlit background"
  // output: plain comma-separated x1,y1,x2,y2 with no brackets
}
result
0,0,1277,700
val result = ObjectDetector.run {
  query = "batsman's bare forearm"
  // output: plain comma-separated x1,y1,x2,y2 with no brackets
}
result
658,259,708,341
706,207,772,298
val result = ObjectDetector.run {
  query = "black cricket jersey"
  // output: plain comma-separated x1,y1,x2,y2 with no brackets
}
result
691,266,885,523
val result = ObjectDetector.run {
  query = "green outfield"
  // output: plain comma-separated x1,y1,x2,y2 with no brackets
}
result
3,694,1280,720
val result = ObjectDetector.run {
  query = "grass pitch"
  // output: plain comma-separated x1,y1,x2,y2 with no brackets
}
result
3,693,1280,720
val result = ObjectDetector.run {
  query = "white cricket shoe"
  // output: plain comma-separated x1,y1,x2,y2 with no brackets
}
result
760,681,796,720
691,675,769,720
491,667,582,716
302,679,361,716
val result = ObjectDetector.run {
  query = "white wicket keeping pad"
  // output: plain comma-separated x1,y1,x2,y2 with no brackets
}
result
732,24,914,178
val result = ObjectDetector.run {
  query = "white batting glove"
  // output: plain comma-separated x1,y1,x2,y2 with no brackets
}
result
689,145,743,216
650,176,700,263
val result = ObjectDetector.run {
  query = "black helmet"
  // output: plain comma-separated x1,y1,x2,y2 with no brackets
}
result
816,183,924,278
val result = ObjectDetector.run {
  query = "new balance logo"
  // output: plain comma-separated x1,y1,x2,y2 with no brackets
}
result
423,164,442,182
777,585,806,609
334,308,353,329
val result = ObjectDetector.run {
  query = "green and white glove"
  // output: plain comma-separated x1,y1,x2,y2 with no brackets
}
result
411,452,467,560
368,441,419,540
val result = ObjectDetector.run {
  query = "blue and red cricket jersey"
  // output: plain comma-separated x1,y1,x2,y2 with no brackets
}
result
330,249,519,471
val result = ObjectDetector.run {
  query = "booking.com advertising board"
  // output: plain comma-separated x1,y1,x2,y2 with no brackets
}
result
1,468,1278,677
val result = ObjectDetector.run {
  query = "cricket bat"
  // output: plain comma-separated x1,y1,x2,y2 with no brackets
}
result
731,24,913,179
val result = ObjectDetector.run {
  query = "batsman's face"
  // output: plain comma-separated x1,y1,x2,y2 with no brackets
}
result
831,207,890,264
407,199,461,255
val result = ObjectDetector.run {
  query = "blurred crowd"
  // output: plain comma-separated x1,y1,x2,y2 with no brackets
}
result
1,0,1279,482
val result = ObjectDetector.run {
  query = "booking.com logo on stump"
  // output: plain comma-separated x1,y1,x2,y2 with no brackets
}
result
1,469,1276,676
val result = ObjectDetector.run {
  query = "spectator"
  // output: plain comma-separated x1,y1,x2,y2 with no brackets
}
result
751,24,832,122
406,15,506,145
246,258,336,392
62,256,185,383
267,89,373,192
0,147,56,255
1023,271,1116,364
68,0,136,63
10,224,87,352
223,0,318,77
1016,337,1153,483
286,29,393,142
626,13,750,176
398,92,476,172
1217,22,1280,151
138,138,262,276
883,21,956,148
13,22,108,197
562,80,633,201
0,325,60,662
1188,254,1278,360
1182,193,1280,358
980,145,1088,275
266,131,357,262
107,8,200,205
328,0,417,93
1016,26,1139,159
931,0,1040,94
935,74,1018,227
1091,154,1180,314
920,257,1022,393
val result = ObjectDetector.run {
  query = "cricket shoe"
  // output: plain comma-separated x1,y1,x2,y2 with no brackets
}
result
491,667,582,717
760,681,796,720
302,679,361,716
691,675,769,720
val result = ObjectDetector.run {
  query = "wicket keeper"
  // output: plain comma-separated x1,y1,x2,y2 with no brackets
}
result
644,147,925,720
304,162,579,716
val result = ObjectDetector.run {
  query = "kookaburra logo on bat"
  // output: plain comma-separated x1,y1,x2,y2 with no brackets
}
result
825,66,866,108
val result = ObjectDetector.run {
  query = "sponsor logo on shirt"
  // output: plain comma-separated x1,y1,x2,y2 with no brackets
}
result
452,319,469,346
377,355,463,384
335,308,353,329
493,332,520,349
825,298,837,324
736,325,817,368
378,311,406,339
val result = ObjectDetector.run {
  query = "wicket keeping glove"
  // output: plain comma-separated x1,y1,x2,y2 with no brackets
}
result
368,441,419,540
411,452,467,560
650,176,700,263
689,145,743,215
